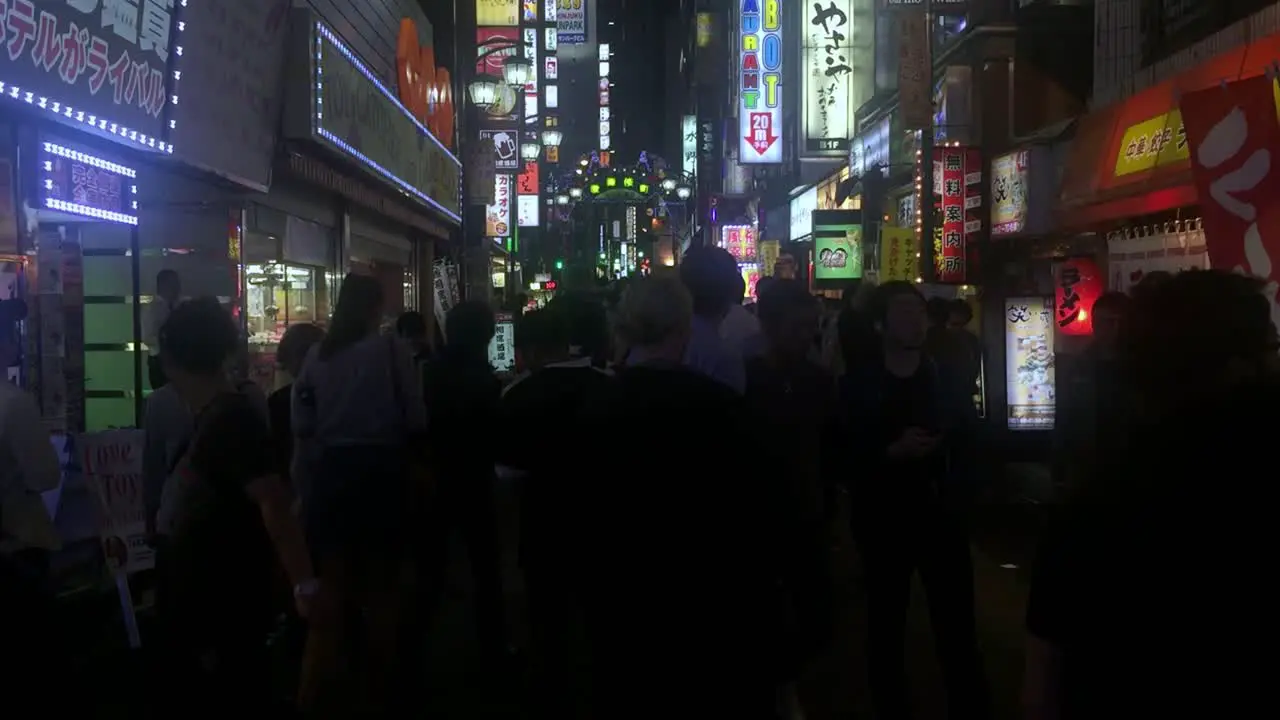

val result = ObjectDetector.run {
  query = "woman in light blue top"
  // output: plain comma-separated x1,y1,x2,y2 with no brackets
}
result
291,273,426,714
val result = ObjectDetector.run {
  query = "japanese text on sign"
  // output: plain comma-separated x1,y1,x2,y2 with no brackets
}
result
2,0,174,118
802,0,854,155
1113,110,1189,177
739,0,782,163
933,146,981,283
488,312,515,372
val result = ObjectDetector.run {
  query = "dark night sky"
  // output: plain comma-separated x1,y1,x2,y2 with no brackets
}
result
600,0,684,163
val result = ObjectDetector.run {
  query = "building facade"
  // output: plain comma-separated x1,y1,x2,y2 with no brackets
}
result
2,0,461,430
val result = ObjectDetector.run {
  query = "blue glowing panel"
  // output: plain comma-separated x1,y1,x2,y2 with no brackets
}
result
41,142,138,225
0,0,189,154
312,23,461,223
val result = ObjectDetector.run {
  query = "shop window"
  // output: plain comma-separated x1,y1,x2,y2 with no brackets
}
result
245,261,331,390
242,216,338,392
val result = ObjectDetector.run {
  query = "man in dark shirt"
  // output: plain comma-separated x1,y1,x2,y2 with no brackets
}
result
841,282,989,720
418,301,509,662
579,274,810,718
744,279,838,706
498,306,612,718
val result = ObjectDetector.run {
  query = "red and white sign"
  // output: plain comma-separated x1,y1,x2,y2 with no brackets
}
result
1055,256,1104,336
1181,74,1280,327
934,146,981,283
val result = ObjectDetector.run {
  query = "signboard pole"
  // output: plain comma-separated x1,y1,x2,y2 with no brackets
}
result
919,0,937,283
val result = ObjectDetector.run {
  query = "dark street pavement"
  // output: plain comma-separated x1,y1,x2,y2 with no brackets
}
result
419,486,1043,719
64,484,1044,718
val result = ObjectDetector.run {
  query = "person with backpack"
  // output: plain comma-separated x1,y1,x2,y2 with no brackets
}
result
840,281,990,720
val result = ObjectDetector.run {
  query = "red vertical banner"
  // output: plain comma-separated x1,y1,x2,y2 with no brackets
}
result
1056,256,1104,335
1180,74,1280,319
935,147,966,283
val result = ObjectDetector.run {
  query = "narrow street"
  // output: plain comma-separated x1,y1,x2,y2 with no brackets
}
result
420,495,1043,719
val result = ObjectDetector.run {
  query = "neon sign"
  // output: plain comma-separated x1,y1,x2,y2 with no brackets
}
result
42,142,138,225
739,0,782,164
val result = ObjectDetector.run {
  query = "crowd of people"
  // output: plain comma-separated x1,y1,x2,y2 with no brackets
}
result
2,247,1277,718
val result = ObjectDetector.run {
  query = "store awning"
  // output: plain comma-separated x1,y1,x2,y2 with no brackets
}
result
1056,30,1280,230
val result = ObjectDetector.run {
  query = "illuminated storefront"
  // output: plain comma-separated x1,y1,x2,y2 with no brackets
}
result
266,10,460,390
0,0,194,432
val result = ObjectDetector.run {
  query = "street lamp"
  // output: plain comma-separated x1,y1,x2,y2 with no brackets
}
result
676,185,692,200
556,194,570,205
569,186,583,200
467,74,503,106
661,178,677,192
502,56,533,88
541,129,563,149
521,142,541,161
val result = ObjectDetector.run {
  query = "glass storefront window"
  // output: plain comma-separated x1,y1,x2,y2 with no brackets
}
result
245,261,331,390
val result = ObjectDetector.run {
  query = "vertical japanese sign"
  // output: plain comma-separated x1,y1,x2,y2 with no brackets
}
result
933,146,981,283
485,174,512,237
488,312,515,373
517,159,538,227
878,225,918,282
682,114,697,178
739,0,783,164
1055,256,1102,336
599,42,610,149
897,10,931,130
517,195,539,226
1005,297,1055,430
802,0,855,155
523,26,538,116
1180,74,1280,329
0,0,180,152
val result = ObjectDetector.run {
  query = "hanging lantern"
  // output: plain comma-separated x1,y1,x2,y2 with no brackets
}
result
1056,256,1104,336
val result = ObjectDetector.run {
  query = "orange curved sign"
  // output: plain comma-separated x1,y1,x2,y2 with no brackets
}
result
396,19,455,150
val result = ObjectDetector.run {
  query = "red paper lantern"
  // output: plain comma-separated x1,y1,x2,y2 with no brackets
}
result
1056,257,1104,335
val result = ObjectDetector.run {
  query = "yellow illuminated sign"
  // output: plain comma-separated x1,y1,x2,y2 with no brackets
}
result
1112,111,1188,178
476,0,519,27
1114,79,1280,178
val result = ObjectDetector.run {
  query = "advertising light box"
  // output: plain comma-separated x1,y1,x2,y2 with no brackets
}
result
1005,297,1055,430
812,210,863,283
